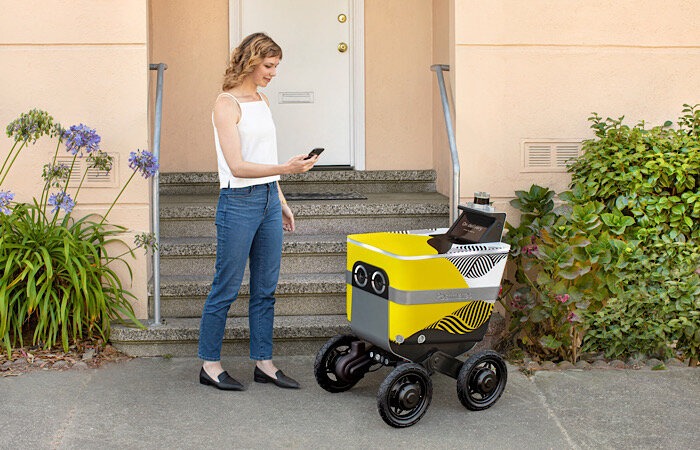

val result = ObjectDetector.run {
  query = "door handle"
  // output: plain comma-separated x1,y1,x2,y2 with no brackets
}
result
338,42,348,53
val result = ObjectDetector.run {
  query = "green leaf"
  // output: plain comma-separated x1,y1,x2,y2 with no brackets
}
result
671,205,686,215
559,264,591,280
540,335,562,350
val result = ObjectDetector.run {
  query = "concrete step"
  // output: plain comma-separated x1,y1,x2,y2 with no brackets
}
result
159,170,437,195
110,312,505,358
110,315,351,357
159,192,450,237
159,234,347,277
151,273,346,318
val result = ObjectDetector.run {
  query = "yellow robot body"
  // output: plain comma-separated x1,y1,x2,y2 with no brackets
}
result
346,229,509,361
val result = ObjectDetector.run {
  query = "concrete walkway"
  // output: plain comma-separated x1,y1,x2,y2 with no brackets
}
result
2,356,698,449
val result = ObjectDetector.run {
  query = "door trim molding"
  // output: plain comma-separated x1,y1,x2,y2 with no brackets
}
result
229,0,365,170
228,0,243,45
350,0,365,170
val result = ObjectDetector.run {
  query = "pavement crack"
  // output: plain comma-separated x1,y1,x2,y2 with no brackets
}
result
529,375,579,450
50,372,94,449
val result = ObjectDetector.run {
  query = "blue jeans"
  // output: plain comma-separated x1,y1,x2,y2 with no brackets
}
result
198,181,282,361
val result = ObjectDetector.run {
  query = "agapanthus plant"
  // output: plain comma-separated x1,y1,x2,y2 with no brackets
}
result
128,149,159,178
134,231,159,254
0,190,13,215
62,123,101,156
1,109,63,187
5,108,62,144
87,150,114,172
42,162,71,188
98,149,158,228
47,191,75,214
0,110,157,356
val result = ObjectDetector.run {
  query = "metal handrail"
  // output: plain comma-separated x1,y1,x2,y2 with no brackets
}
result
149,63,167,326
431,64,460,223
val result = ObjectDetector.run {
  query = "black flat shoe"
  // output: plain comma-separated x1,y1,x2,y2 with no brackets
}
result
199,367,245,391
253,366,300,389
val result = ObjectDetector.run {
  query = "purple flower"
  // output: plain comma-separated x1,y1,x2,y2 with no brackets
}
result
556,294,570,303
63,124,101,156
567,311,580,323
510,292,527,310
0,190,14,215
128,150,159,178
48,191,75,214
522,244,538,256
510,300,526,311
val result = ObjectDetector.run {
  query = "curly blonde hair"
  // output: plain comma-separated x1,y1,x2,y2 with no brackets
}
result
223,33,282,90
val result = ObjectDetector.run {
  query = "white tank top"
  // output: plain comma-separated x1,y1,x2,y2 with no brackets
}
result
212,92,280,189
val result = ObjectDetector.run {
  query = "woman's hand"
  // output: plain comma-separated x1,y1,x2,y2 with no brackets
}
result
284,154,317,174
282,203,295,232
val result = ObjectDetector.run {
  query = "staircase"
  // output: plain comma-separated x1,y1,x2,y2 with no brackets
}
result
110,170,452,357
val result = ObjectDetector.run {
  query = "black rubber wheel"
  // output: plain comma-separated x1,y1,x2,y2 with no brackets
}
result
457,350,508,411
314,334,362,393
377,363,433,428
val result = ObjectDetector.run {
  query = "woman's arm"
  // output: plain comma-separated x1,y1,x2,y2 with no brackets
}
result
213,96,316,178
278,188,295,232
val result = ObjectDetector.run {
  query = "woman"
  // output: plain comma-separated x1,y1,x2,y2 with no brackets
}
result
198,32,317,390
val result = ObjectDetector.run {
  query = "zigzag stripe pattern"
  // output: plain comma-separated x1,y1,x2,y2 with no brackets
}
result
389,229,439,234
447,253,508,278
446,244,491,254
427,301,493,334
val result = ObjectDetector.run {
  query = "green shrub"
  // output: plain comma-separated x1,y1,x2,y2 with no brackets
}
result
0,109,157,355
573,105,700,362
500,185,618,363
501,105,700,364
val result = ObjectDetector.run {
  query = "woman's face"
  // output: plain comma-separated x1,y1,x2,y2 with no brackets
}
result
251,56,280,88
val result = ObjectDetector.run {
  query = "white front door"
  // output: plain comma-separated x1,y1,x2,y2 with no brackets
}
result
230,0,363,168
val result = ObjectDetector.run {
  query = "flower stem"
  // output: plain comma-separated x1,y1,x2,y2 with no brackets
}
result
50,138,61,166
99,171,136,226
40,181,51,220
0,140,27,186
62,154,78,194
522,269,544,298
41,139,64,215
0,140,20,181
73,169,89,205
50,154,79,226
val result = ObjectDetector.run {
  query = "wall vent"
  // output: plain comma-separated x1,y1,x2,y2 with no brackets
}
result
522,140,582,172
52,153,118,188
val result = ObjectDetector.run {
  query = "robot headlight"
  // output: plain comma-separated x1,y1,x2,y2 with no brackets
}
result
371,270,387,296
353,264,368,288
351,261,389,299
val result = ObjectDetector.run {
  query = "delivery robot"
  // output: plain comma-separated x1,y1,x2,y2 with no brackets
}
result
314,205,510,427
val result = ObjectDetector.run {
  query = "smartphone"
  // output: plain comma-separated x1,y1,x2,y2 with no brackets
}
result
304,147,324,160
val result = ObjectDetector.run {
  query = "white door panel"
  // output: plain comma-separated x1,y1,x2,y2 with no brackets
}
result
237,0,353,166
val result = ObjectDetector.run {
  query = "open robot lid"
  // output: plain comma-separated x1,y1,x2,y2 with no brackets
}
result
428,205,506,254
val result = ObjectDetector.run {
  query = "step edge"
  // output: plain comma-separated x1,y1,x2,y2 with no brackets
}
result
111,315,350,341
160,170,437,185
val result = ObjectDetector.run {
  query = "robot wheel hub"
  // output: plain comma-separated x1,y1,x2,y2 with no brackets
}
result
398,384,422,409
475,368,497,393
